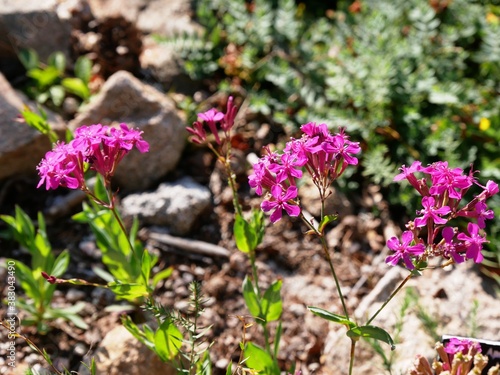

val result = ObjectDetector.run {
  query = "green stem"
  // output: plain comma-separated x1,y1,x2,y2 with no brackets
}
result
299,212,349,319
226,162,243,217
320,236,349,320
263,324,272,358
348,339,356,375
366,272,414,326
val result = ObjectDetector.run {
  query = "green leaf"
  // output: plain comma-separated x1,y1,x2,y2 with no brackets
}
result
27,66,61,89
346,325,395,350
49,85,65,106
318,214,339,234
261,279,282,322
9,260,41,302
274,321,282,358
154,319,183,361
121,315,154,349
92,266,114,283
225,362,232,375
234,214,256,253
62,77,90,100
243,342,276,373
18,48,39,70
307,306,356,329
48,51,66,73
75,56,92,84
242,276,261,318
152,266,173,289
107,282,149,300
50,250,70,277
46,303,88,329
141,250,152,285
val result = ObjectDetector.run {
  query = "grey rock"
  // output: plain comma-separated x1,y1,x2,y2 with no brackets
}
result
121,177,212,235
140,35,189,89
0,0,72,73
88,0,200,36
69,70,186,190
136,0,201,37
78,325,176,375
0,73,66,181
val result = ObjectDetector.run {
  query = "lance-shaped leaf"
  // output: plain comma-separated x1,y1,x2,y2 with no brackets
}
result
308,306,356,329
261,279,282,322
346,325,395,350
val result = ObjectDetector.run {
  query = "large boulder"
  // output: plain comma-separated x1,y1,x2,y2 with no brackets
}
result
0,73,65,181
69,70,186,191
0,0,72,78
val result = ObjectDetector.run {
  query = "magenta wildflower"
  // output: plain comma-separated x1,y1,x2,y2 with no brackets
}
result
197,108,225,144
186,96,239,145
248,160,276,196
268,153,303,184
414,196,450,227
186,120,207,144
385,231,425,270
394,161,422,182
261,185,300,223
440,227,464,264
223,95,238,131
423,161,473,200
322,129,361,166
474,201,494,229
457,222,487,263
37,142,86,190
444,338,481,356
249,122,360,224
37,124,149,191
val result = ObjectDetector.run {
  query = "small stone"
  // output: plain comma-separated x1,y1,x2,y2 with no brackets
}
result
66,288,86,303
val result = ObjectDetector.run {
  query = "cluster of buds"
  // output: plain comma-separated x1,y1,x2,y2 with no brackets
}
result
37,123,149,192
410,338,499,375
185,96,238,147
386,161,498,270
248,122,361,223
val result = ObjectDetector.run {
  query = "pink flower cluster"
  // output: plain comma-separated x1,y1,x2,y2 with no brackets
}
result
249,123,361,223
386,161,498,270
186,96,238,145
444,337,482,357
37,123,149,191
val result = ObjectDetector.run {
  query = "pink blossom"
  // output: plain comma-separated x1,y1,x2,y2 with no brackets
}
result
423,161,473,200
261,185,300,223
457,222,487,263
444,338,481,356
197,108,224,144
268,153,303,184
441,227,464,263
385,231,425,270
414,196,450,227
474,201,494,229
394,161,422,182
37,124,149,191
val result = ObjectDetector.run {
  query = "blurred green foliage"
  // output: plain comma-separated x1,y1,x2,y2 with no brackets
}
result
165,0,500,275
18,49,92,107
